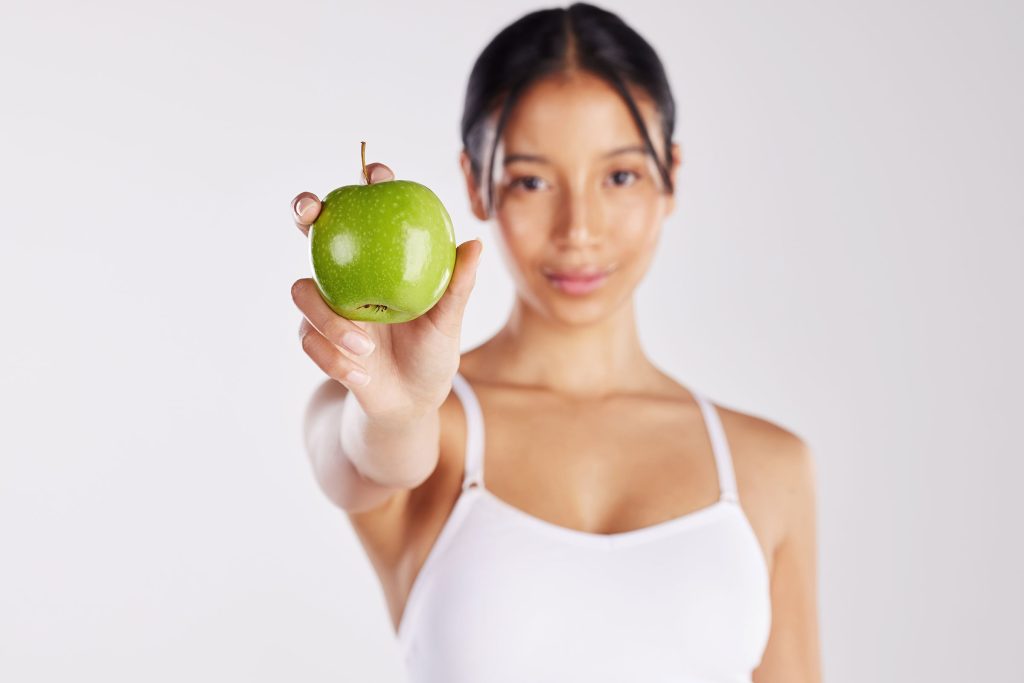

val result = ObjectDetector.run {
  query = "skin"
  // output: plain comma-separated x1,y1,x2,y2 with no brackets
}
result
291,69,822,682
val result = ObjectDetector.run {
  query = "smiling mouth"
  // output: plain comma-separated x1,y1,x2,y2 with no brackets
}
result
541,264,615,279
542,267,614,295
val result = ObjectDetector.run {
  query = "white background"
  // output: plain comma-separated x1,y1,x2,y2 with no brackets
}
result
2,0,1021,680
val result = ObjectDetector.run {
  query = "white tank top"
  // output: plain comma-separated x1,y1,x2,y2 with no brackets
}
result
397,371,772,682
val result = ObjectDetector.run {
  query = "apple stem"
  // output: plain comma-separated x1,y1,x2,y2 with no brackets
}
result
360,141,369,184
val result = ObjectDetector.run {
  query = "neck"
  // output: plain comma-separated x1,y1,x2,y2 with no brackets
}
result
476,294,658,399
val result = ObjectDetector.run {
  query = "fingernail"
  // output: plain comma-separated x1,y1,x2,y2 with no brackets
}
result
345,369,371,386
295,197,315,216
341,331,375,356
370,166,389,183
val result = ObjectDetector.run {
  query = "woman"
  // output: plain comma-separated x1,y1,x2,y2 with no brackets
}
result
290,3,821,681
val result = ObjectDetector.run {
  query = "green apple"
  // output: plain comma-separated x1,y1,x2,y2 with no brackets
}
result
309,142,457,323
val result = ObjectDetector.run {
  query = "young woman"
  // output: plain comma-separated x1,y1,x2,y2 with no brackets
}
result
290,3,821,681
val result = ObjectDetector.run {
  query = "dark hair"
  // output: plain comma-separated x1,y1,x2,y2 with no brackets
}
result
460,2,676,216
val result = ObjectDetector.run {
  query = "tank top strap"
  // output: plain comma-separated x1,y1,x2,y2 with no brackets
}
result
690,388,740,503
451,372,486,491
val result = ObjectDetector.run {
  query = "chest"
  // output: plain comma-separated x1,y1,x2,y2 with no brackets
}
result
460,390,724,536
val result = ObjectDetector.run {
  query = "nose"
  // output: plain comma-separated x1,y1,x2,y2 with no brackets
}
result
553,187,599,248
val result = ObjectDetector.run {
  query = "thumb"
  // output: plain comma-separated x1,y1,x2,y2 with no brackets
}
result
426,238,484,337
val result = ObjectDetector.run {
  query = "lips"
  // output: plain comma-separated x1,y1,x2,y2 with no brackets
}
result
541,265,614,295
541,265,613,280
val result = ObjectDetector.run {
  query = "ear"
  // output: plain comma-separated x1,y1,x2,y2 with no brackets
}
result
460,149,489,221
665,141,682,216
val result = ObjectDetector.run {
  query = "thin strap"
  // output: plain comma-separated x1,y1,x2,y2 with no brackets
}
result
451,372,485,490
691,389,740,503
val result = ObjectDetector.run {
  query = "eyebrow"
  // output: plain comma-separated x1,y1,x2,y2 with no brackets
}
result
502,144,649,166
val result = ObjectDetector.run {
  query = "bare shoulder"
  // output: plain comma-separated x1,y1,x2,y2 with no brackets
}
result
719,403,814,485
713,402,817,558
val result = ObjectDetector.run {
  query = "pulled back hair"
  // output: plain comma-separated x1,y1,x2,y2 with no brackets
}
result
460,2,677,217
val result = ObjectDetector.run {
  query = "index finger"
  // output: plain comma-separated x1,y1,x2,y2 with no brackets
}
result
291,192,321,236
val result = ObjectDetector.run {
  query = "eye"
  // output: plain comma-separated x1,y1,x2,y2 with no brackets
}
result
607,169,640,187
510,175,548,192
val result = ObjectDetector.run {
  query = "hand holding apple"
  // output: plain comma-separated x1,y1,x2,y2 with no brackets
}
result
290,149,484,419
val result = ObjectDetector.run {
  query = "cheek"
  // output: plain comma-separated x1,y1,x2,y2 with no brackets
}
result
496,207,550,255
496,193,555,238
492,210,551,285
605,196,665,255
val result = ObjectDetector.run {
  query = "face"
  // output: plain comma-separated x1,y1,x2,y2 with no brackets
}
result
459,69,682,326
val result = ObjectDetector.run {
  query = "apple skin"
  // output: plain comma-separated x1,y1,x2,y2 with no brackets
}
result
309,179,456,323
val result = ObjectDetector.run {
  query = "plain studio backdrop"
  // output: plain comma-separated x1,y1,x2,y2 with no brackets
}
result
1,0,1021,680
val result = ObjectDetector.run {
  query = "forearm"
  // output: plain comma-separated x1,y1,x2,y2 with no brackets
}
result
338,389,440,489
302,380,440,512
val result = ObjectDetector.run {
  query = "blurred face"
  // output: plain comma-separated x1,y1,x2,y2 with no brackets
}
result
460,69,681,326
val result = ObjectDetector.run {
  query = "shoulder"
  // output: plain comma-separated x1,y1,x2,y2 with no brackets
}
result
714,402,817,551
717,402,815,488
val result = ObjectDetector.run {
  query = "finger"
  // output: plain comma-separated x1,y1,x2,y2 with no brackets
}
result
425,238,484,338
292,192,322,236
361,162,395,185
299,319,372,388
291,278,377,357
